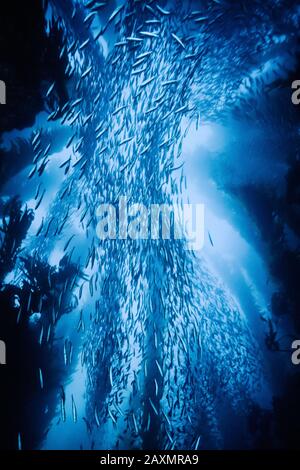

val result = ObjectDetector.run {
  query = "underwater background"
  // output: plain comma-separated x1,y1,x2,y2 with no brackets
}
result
0,0,300,451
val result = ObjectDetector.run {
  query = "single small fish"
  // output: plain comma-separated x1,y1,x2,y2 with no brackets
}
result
46,81,55,97
94,407,100,427
132,412,138,434
96,127,108,139
149,397,158,415
194,16,209,23
39,368,44,390
114,40,127,47
127,36,143,42
43,143,51,156
69,343,73,364
140,143,151,155
84,0,95,8
33,148,43,164
140,76,155,88
161,79,178,87
44,217,54,238
156,4,170,15
145,19,161,24
83,113,93,126
77,310,85,332
27,291,32,313
34,183,42,200
154,378,159,396
69,111,81,126
145,4,156,15
174,104,188,114
32,130,41,145
59,45,66,59
132,56,147,67
66,134,76,148
17,432,22,450
108,408,117,425
28,165,37,179
37,155,49,174
194,435,201,450
63,340,68,366
162,408,171,426
84,11,97,24
112,105,127,115
60,387,66,422
64,235,76,252
171,33,185,49
36,218,44,237
47,110,57,121
39,326,44,345
170,439,177,450
46,324,51,343
132,66,147,75
109,365,113,387
16,308,22,324
140,31,159,38
35,189,46,210
98,145,108,154
155,359,163,377
146,413,151,431
79,38,90,50
168,162,185,173
71,98,83,109
81,65,93,79
119,136,133,146
136,51,152,60
71,395,77,423
91,2,106,11
166,430,173,444
145,104,159,114
108,4,124,24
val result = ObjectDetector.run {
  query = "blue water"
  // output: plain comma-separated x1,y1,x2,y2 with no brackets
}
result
1,0,299,450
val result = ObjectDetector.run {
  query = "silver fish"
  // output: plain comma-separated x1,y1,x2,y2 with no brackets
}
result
171,33,185,49
71,395,77,423
39,368,44,389
46,81,55,97
156,4,170,15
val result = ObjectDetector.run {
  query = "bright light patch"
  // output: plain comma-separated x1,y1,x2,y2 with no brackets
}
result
48,248,64,266
182,119,226,154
